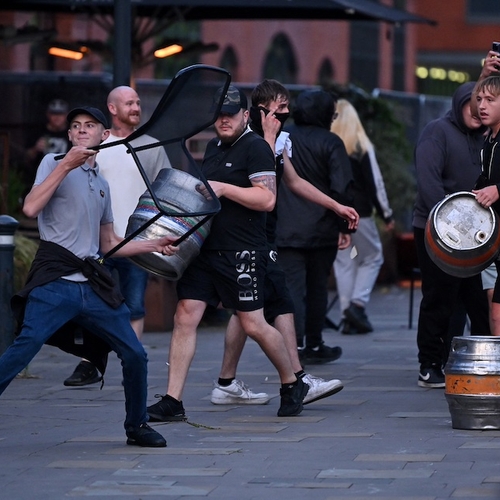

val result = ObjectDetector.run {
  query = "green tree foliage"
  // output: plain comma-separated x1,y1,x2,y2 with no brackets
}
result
13,234,38,291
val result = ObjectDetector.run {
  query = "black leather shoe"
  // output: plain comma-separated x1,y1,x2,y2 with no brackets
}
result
126,423,167,447
63,361,102,387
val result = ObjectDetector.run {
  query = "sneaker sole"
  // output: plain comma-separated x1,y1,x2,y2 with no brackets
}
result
147,412,187,422
63,376,102,387
303,383,344,405
210,396,271,405
417,381,445,388
277,404,303,417
344,310,373,333
126,438,167,447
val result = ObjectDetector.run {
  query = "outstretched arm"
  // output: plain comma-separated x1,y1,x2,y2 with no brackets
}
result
471,50,500,117
282,154,359,230
99,222,178,257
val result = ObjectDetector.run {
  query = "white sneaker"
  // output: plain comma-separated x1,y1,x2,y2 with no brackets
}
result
210,379,271,405
302,374,343,405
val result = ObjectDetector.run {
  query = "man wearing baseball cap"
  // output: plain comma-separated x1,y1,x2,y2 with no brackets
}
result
2,106,178,447
148,85,310,421
24,98,72,191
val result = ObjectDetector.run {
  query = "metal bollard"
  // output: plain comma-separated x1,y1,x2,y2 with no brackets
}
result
0,215,19,356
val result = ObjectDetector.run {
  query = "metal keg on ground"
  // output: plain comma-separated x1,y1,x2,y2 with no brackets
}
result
125,168,215,280
425,191,500,277
445,336,500,430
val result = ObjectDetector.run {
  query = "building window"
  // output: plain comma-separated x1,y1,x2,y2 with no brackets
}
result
219,46,238,81
262,33,297,84
349,21,379,91
392,24,405,91
317,58,335,87
466,0,500,23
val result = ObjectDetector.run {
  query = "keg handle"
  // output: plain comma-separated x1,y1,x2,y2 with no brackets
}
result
451,338,469,353
103,142,218,259
101,211,164,260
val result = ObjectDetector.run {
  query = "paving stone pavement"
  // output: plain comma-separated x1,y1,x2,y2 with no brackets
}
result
1,284,500,500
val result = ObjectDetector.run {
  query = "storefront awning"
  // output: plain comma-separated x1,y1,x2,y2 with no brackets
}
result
6,0,436,25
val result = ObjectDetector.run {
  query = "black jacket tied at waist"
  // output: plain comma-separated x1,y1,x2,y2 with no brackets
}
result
10,240,125,376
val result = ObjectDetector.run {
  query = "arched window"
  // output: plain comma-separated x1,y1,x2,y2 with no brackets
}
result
219,46,239,81
317,58,335,87
262,33,297,84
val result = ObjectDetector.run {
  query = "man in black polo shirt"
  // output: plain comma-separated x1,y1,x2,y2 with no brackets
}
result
148,86,308,420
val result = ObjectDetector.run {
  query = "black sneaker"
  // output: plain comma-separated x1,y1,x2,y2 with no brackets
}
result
341,319,357,335
147,394,187,422
344,303,373,333
302,343,342,364
418,365,445,388
277,378,309,417
63,361,102,387
126,423,167,447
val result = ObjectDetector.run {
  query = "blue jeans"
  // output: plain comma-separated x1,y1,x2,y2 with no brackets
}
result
0,279,148,430
104,258,148,320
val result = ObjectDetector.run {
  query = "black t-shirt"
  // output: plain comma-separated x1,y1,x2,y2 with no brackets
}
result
202,129,275,251
24,126,72,188
26,126,71,157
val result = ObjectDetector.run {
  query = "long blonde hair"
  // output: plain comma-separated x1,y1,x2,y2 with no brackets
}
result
330,99,373,158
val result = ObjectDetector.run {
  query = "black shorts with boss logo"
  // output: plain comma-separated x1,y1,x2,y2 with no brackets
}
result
177,248,267,312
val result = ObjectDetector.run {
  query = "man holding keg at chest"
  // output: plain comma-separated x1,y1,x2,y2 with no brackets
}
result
473,74,500,336
413,82,491,389
147,85,310,420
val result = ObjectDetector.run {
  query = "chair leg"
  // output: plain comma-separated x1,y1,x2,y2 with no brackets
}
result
409,268,420,329
325,292,341,330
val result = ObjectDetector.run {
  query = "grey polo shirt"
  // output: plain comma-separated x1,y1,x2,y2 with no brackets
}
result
34,154,113,279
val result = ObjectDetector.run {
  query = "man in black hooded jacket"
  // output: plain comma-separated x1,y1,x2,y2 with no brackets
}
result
413,82,491,389
276,89,354,363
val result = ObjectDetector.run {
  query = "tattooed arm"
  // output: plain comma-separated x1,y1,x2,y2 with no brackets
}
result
208,173,276,212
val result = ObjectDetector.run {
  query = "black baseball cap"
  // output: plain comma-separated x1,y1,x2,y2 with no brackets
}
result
67,106,109,128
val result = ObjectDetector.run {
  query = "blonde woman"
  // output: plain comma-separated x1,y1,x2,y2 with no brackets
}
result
331,99,394,334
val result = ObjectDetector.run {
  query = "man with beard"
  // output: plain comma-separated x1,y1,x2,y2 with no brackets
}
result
147,85,310,420
209,80,358,407
63,86,172,386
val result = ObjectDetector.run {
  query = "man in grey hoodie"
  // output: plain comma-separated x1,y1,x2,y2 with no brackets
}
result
413,82,491,388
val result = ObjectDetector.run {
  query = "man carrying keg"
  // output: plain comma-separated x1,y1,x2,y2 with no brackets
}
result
63,86,172,387
413,82,491,388
147,85,311,420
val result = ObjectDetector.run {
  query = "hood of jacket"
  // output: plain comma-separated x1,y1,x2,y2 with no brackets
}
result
449,81,486,134
292,90,335,129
